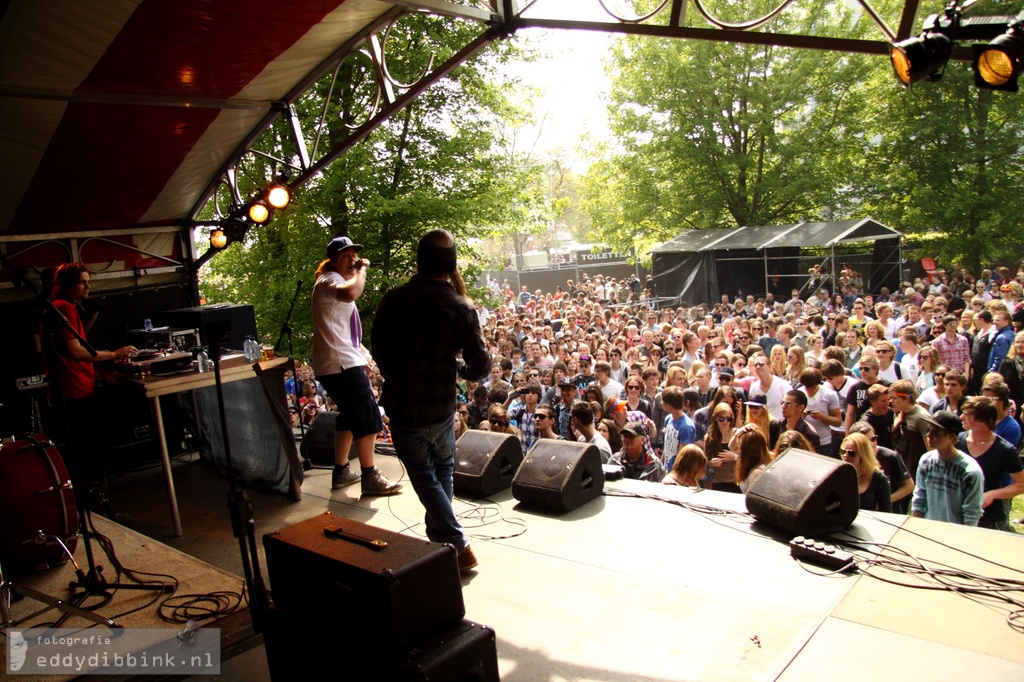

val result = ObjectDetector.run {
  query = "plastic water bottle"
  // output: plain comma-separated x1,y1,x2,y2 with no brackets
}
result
197,350,209,373
245,336,258,362
143,317,153,332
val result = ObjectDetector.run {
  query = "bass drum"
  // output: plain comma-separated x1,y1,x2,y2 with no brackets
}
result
0,434,79,574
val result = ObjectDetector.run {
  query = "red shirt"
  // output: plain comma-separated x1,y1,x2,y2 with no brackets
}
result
50,298,96,399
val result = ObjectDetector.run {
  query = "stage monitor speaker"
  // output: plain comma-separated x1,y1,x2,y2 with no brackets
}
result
745,448,859,536
300,411,337,465
511,440,604,513
454,431,523,498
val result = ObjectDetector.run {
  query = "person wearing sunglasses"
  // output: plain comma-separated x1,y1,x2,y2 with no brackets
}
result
840,432,892,512
844,356,888,436
849,421,915,515
534,405,562,440
780,390,821,454
610,422,665,483
703,402,740,492
911,410,983,526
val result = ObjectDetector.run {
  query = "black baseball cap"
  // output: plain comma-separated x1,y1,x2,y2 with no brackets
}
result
326,235,363,257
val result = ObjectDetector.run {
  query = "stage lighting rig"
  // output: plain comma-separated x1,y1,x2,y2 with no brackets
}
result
890,4,1022,89
974,17,1024,91
266,180,292,210
247,199,270,224
244,177,293,225
209,217,249,250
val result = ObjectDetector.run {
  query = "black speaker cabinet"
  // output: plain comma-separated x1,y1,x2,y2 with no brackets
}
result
745,448,859,536
388,619,500,681
454,431,523,497
299,410,337,465
263,513,464,650
152,303,257,351
511,440,604,513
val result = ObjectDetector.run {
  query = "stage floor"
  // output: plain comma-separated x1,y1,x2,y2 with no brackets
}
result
80,454,1024,680
299,469,1024,681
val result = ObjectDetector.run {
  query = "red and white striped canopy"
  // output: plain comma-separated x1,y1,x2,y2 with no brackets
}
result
0,0,395,236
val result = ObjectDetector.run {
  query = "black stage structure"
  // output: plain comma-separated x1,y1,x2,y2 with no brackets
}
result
650,218,904,308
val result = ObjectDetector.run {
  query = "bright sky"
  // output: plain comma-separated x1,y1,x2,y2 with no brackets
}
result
497,1,618,170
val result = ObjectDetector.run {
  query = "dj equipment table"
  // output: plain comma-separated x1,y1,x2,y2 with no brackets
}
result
129,354,299,536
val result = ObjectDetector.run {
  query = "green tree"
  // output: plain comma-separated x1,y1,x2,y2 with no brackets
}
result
581,3,875,256
856,11,1024,272
199,16,533,359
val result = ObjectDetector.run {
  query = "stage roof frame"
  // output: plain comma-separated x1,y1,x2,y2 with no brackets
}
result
650,218,903,254
0,0,932,293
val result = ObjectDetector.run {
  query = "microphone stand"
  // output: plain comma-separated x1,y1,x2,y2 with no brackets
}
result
275,280,314,469
274,278,325,471
206,322,270,632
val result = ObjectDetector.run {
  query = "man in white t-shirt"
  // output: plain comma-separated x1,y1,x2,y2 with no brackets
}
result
749,353,792,421
312,235,401,495
799,368,842,455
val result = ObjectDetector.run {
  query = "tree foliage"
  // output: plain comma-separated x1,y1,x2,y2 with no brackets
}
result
854,4,1024,273
582,2,874,257
199,16,536,359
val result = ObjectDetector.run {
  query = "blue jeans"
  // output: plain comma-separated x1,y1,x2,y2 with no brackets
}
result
389,415,467,552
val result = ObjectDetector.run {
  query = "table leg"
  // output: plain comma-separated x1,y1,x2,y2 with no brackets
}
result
151,395,183,537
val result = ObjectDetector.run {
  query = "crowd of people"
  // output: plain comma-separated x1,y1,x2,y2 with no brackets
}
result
292,261,1024,534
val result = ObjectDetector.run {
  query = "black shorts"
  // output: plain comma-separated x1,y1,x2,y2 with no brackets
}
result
318,367,384,440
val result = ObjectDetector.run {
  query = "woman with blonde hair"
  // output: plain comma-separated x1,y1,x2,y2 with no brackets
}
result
454,411,470,440
769,345,787,378
663,444,707,488
485,404,521,440
997,330,1024,423
665,365,688,389
805,333,825,365
840,432,892,512
864,320,886,347
785,345,807,386
687,359,708,386
915,346,941,392
744,393,781,451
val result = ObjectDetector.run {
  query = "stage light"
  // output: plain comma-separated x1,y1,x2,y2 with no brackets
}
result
891,31,954,86
248,199,270,224
267,183,291,210
210,229,228,249
974,24,1024,91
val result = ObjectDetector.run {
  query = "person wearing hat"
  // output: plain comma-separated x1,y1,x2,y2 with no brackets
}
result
552,377,579,439
570,354,597,392
610,421,665,482
312,235,402,496
910,410,984,526
372,229,490,573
